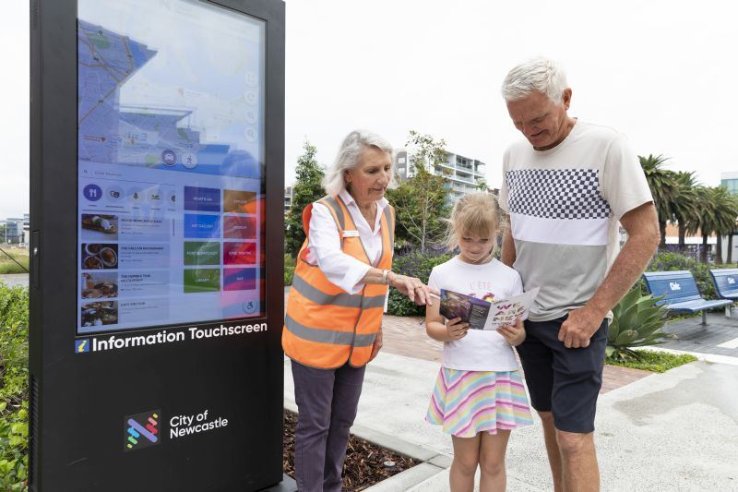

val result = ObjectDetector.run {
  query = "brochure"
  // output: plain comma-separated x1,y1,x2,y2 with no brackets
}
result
438,290,491,331
439,287,540,330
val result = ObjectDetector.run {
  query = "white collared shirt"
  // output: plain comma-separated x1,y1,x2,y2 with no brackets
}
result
306,189,390,294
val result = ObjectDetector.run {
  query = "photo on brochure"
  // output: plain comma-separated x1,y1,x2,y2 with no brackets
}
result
439,290,492,330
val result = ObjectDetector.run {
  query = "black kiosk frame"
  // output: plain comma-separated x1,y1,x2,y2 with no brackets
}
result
30,0,285,490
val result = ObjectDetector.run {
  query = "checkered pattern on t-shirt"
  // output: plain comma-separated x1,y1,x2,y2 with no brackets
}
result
505,168,611,219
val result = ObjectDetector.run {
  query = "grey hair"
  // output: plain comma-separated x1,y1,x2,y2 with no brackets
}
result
323,130,394,197
501,57,569,103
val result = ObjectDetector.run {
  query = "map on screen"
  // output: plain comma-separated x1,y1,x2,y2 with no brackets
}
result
77,0,266,334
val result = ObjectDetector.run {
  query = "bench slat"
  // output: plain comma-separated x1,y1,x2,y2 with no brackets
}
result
665,298,732,312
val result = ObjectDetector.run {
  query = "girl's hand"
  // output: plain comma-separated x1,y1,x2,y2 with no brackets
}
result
497,319,526,346
446,317,469,341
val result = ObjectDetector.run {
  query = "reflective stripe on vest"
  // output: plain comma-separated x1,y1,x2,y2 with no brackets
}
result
284,314,377,347
291,274,386,309
282,195,394,368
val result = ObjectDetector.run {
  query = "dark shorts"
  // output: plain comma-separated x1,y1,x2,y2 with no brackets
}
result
517,315,608,434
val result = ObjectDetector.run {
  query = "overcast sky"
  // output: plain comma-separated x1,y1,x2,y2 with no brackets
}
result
2,0,737,218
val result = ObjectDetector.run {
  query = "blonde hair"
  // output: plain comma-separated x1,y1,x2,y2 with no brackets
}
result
445,192,501,253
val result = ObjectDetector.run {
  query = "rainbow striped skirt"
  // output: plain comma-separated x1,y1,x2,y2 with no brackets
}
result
426,367,534,438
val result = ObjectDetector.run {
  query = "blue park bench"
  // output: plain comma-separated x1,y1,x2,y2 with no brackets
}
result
642,270,733,325
709,268,738,316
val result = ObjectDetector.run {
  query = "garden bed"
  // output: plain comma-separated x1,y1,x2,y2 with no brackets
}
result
283,410,420,491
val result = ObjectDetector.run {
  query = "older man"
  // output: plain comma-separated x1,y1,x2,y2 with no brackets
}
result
498,57,659,492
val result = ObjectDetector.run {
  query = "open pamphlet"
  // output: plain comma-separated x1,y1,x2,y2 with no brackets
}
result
439,287,540,330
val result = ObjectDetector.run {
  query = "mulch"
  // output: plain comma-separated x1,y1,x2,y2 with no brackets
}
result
283,410,420,491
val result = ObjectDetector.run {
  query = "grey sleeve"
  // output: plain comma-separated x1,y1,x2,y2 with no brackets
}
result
601,134,653,219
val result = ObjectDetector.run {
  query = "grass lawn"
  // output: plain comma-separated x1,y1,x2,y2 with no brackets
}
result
0,247,29,275
607,349,697,373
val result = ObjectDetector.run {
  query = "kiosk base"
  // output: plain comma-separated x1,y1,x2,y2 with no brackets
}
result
261,474,298,492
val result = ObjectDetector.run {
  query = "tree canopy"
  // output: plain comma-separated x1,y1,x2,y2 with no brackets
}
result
386,131,451,253
285,140,325,256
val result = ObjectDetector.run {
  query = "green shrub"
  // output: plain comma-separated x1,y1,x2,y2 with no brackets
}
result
644,251,715,299
387,251,452,316
284,254,296,286
0,283,29,491
607,287,672,361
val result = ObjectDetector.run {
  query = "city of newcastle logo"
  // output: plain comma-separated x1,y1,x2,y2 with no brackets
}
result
124,410,160,451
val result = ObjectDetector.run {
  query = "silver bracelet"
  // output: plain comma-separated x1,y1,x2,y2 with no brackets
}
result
382,269,390,285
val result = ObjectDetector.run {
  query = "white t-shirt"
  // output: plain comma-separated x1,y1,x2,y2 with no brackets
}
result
428,256,524,371
498,120,653,321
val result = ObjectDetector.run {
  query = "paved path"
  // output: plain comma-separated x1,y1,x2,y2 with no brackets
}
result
284,287,738,490
380,313,652,394
0,273,29,288
284,352,738,492
659,311,738,361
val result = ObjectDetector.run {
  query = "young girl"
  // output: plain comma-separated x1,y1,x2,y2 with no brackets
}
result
425,192,533,492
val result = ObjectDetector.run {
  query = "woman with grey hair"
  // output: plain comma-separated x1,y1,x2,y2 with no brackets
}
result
282,130,434,492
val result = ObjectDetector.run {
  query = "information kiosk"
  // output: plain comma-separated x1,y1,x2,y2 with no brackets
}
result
30,0,285,490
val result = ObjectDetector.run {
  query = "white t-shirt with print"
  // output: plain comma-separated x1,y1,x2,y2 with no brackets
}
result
498,120,653,321
428,256,524,371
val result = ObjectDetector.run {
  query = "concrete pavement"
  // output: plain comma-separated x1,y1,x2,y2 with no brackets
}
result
282,286,738,491
285,352,738,491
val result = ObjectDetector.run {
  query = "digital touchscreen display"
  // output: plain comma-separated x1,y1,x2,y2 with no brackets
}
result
77,0,265,334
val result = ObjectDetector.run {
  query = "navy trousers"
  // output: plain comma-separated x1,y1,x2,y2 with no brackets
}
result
291,360,366,492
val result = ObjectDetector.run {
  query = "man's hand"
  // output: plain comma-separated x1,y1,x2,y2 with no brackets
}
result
557,307,603,348
555,202,657,349
369,330,383,361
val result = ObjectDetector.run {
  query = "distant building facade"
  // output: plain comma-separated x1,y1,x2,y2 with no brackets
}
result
394,150,486,203
0,213,33,246
4,218,25,245
720,171,738,195
719,172,738,262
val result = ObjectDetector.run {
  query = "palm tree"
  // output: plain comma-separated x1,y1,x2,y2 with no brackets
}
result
692,186,738,263
728,217,738,264
640,154,678,247
692,186,717,263
672,171,700,252
712,187,738,264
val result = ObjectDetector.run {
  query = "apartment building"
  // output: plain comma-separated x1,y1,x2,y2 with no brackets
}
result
394,149,486,203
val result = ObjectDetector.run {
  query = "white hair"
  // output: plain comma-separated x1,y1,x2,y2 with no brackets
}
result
323,130,394,197
501,57,569,103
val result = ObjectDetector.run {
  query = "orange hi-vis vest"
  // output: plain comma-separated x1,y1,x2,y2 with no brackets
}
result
282,195,395,369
